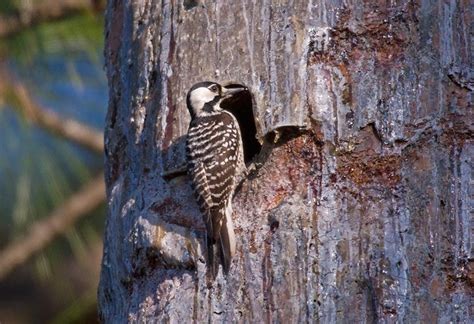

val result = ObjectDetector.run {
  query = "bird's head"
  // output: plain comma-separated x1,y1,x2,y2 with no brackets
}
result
186,81,246,118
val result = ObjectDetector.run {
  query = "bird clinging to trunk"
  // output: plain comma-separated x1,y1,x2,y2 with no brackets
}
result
185,81,247,278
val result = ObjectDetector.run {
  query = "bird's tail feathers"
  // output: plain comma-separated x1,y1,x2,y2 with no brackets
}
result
206,204,236,277
219,203,236,273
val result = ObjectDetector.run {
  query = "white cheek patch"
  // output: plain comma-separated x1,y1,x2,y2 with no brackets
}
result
190,88,216,113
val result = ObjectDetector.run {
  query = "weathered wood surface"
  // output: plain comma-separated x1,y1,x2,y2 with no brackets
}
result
98,0,473,322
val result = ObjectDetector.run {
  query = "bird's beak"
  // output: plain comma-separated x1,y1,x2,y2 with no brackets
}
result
222,85,247,98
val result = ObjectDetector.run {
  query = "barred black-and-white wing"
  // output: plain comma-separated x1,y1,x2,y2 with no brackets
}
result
186,111,243,274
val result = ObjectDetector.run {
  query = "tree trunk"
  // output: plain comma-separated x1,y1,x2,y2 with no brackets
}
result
98,1,473,322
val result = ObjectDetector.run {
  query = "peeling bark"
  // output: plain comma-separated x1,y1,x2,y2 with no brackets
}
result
98,1,473,322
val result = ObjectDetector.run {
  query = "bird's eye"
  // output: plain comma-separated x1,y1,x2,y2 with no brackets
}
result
209,85,218,93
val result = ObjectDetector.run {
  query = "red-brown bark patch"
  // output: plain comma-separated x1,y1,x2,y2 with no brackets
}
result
337,154,401,187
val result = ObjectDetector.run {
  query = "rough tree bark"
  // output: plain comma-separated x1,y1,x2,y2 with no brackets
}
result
98,1,472,322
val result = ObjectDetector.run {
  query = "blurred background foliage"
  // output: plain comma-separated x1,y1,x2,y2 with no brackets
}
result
0,0,107,323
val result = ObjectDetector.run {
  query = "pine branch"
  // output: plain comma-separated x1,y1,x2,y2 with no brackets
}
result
12,81,104,153
0,174,105,281
0,0,106,37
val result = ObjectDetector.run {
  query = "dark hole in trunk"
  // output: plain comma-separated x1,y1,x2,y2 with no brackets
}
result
221,84,261,165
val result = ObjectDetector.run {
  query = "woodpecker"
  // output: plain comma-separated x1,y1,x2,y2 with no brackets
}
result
185,81,246,276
